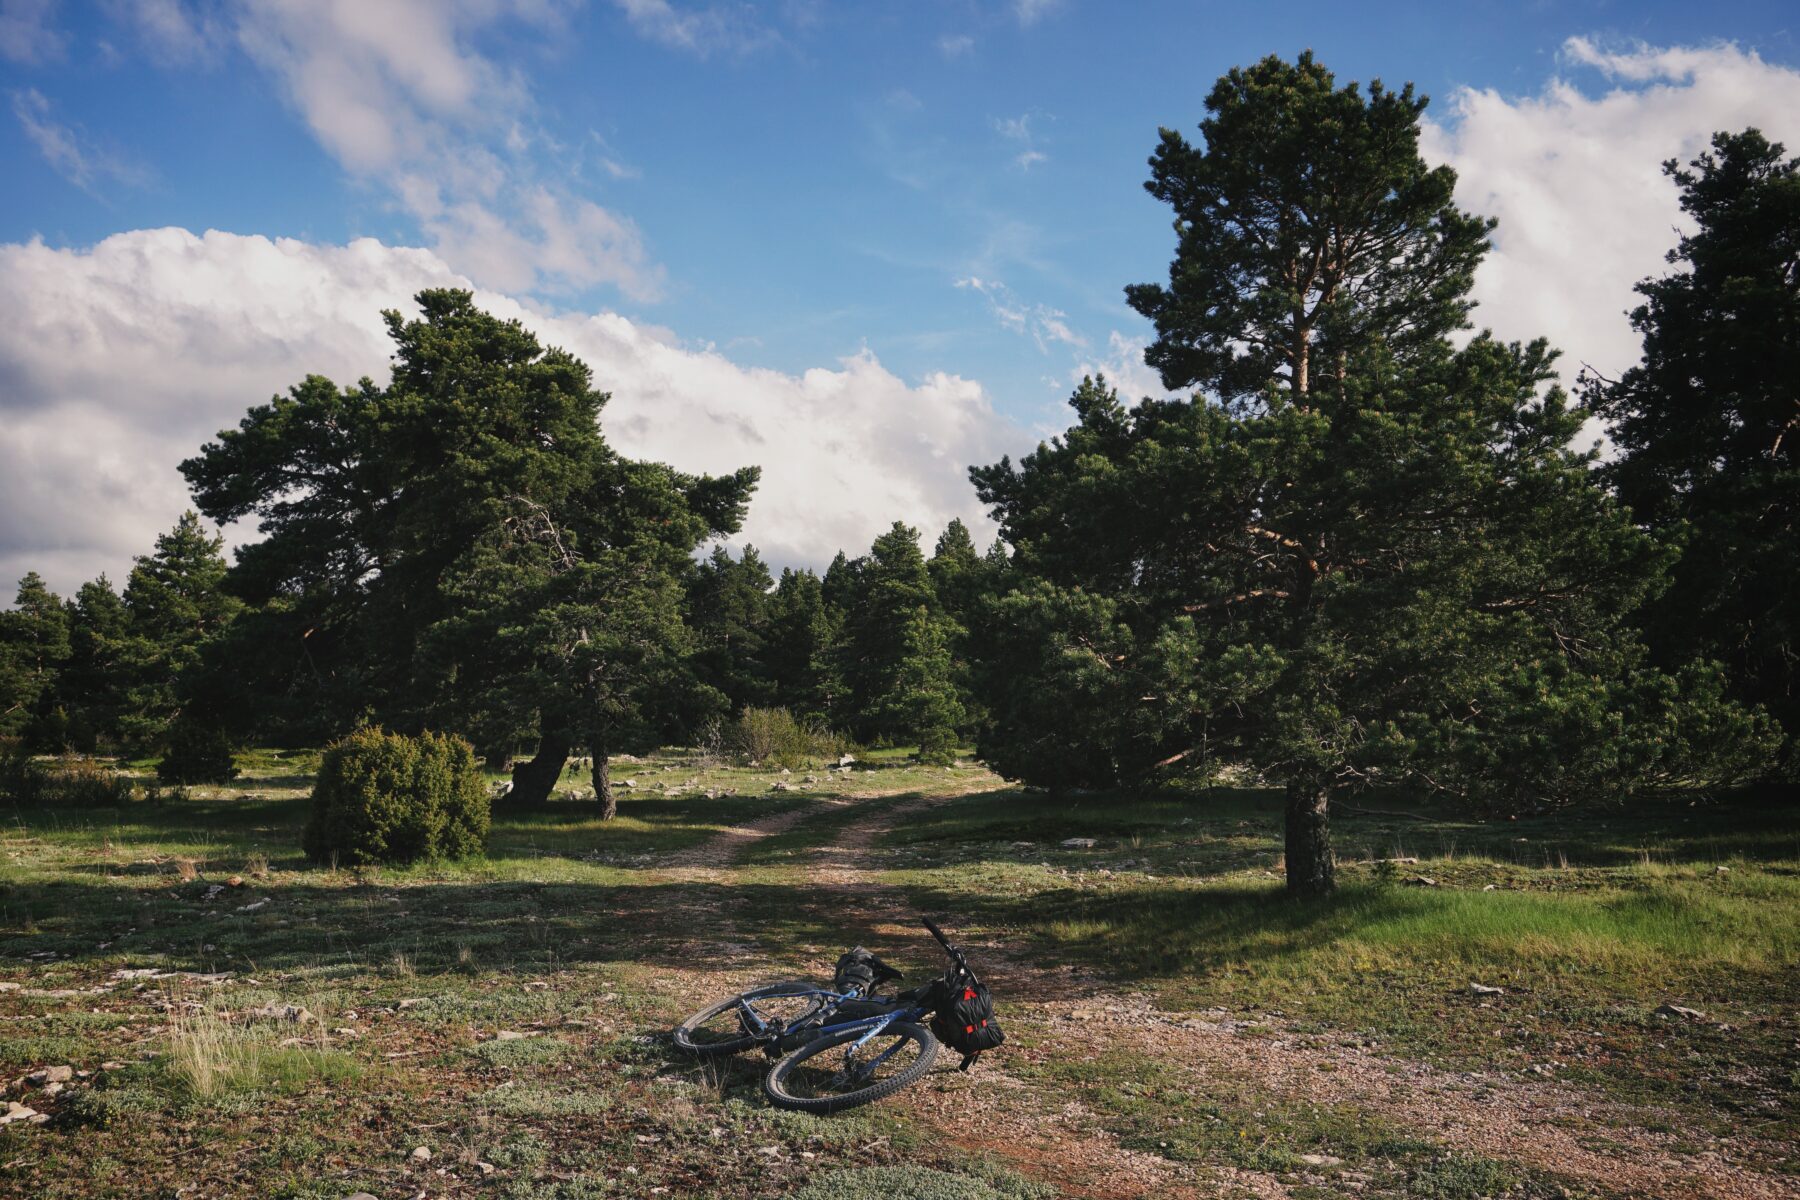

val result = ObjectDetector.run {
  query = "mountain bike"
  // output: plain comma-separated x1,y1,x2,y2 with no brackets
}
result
672,917,1003,1113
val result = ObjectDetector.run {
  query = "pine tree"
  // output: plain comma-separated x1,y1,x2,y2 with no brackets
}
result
1587,129,1800,768
0,573,71,743
973,55,1776,896
55,575,133,749
685,545,776,714
118,513,242,748
184,291,756,815
765,568,842,721
842,522,962,750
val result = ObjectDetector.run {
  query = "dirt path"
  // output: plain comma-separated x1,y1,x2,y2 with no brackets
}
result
643,782,1797,1200
794,788,1799,1200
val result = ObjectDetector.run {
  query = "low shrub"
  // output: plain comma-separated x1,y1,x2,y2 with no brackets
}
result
732,706,851,768
157,721,240,785
302,727,489,865
0,741,138,807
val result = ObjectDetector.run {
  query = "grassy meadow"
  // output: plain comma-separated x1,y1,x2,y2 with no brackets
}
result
1,748,1796,1198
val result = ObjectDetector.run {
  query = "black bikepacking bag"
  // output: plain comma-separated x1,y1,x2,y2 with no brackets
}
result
931,979,1004,1063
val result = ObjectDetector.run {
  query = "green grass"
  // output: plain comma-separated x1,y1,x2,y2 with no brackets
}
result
880,784,1800,1139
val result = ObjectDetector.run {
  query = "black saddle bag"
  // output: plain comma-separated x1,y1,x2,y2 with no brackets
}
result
930,979,1004,1065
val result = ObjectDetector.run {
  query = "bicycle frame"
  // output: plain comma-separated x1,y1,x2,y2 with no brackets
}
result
733,986,929,1052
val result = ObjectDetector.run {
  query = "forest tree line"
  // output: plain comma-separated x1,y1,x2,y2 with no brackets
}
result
2,53,1795,896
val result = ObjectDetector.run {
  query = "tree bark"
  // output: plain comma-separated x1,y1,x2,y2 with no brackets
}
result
1284,776,1334,897
589,718,615,820
508,729,569,807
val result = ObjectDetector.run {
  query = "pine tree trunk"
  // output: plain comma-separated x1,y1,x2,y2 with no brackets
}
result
590,720,615,820
1284,776,1334,897
508,730,569,807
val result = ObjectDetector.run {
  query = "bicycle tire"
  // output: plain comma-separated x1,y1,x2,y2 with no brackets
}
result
673,981,824,1058
763,1021,938,1114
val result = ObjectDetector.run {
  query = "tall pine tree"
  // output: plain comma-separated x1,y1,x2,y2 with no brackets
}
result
974,55,1774,896
1588,129,1800,770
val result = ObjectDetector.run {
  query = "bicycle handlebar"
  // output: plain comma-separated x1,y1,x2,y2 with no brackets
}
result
921,917,969,974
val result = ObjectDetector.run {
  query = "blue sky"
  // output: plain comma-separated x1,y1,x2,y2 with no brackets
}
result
3,1,1800,593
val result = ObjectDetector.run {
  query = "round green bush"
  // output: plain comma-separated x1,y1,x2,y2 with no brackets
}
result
156,720,240,785
303,727,489,865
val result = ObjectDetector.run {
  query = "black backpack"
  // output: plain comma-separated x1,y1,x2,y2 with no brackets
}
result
931,979,1004,1067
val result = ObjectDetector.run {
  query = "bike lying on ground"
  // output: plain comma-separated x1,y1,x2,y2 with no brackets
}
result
673,917,1004,1113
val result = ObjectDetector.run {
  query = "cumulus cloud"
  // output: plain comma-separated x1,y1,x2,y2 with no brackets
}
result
1422,37,1800,385
937,33,973,58
1012,0,1058,28
0,228,1019,594
216,0,660,298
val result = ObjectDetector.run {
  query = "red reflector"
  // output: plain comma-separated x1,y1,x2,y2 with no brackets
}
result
980,1019,987,1027
964,1024,975,1033
963,988,976,1001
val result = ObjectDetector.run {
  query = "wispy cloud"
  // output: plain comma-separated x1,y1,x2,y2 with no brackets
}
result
611,0,775,57
115,0,227,65
0,0,65,62
1013,0,1060,28
937,33,973,58
956,276,1085,353
230,0,662,299
12,88,149,194
993,111,1049,169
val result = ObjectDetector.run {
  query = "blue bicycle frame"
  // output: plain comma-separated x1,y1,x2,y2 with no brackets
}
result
735,985,929,1065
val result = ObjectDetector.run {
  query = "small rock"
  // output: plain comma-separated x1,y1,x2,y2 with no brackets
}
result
476,1162,495,1176
494,1030,528,1041
226,875,245,888
1061,838,1098,849
1468,983,1504,997
779,767,792,775
41,1081,64,1097
1655,1003,1706,1021
27,1065,74,1085
1405,876,1439,887
247,1003,314,1023
1482,884,1497,892
100,1061,125,1071
409,1146,431,1163
617,779,636,789
0,1102,40,1125
236,898,269,912
1714,865,1731,874
343,1194,380,1200
1300,1153,1343,1166
770,781,792,792
200,883,226,902
836,754,856,767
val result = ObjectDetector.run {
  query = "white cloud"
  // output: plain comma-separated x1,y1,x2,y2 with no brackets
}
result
956,276,1084,353
993,111,1049,169
223,0,659,299
112,0,227,64
0,0,64,62
1074,331,1180,406
1013,0,1058,28
11,87,150,193
1422,37,1800,385
0,228,1020,594
937,33,973,58
610,0,772,57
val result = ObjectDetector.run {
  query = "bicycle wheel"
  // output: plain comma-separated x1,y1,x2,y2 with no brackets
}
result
674,981,825,1058
763,1021,938,1114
